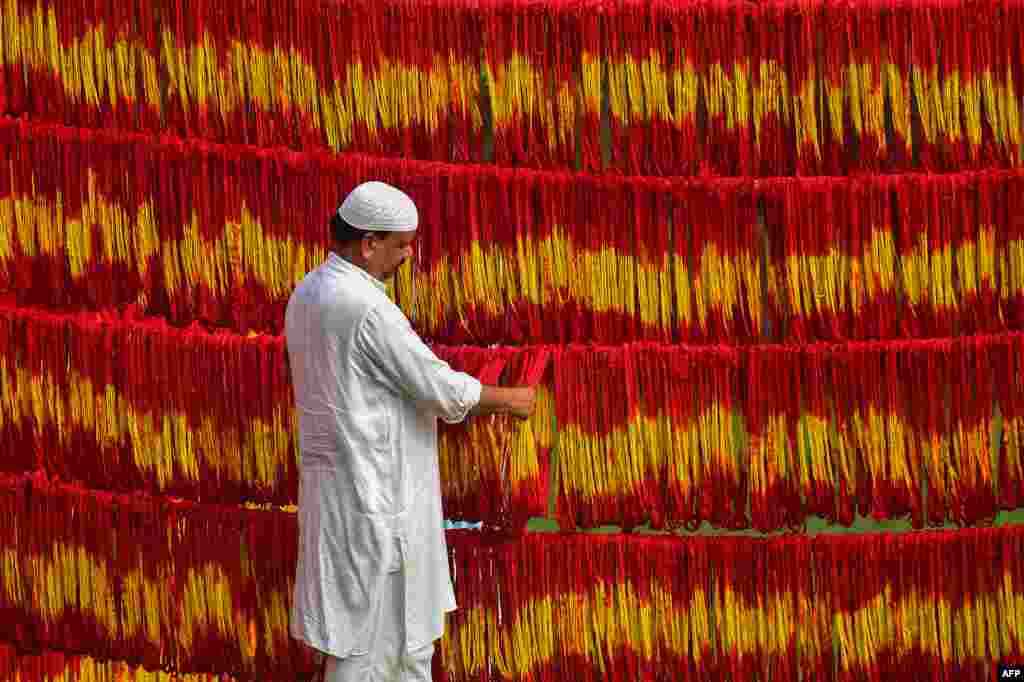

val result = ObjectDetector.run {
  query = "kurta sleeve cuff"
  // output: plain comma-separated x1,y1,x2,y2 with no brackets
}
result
445,374,482,425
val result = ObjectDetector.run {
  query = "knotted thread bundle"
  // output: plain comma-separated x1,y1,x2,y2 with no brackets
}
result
0,475,1020,682
0,305,552,525
550,335,1024,531
1,0,1022,174
4,119,1024,344
0,642,261,682
8,301,1024,532
0,474,313,679
4,302,1023,531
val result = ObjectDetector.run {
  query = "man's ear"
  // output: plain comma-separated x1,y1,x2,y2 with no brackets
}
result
359,232,378,260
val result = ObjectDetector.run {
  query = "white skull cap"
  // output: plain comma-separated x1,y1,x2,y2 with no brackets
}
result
337,181,419,232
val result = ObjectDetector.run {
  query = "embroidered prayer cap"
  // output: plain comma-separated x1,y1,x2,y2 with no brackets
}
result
338,181,419,232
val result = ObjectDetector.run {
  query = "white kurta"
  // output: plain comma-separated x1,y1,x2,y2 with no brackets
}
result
284,253,482,658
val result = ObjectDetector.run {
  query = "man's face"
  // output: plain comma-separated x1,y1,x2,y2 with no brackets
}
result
363,230,416,280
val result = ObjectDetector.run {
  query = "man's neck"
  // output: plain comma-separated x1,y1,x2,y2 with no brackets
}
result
331,249,384,285
332,247,365,271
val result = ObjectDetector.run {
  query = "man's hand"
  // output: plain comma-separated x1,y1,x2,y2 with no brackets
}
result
473,385,538,419
506,386,537,420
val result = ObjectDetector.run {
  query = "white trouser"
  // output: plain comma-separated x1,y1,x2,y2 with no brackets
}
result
324,549,434,682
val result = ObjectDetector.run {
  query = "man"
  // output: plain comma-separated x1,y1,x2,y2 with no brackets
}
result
285,181,535,682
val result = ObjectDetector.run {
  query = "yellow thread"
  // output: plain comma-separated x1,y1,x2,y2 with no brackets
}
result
849,408,914,500
442,578,1022,677
753,60,791,146
1001,238,1024,312
693,242,759,333
705,60,752,131
901,232,957,312
851,62,886,150
402,229,727,337
2,543,119,636
795,75,820,160
120,567,166,647
884,59,913,154
957,225,996,297
556,406,742,503
911,64,942,145
1,185,322,303
961,74,982,152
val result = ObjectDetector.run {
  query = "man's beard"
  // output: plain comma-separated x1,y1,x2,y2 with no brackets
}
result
382,259,408,280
